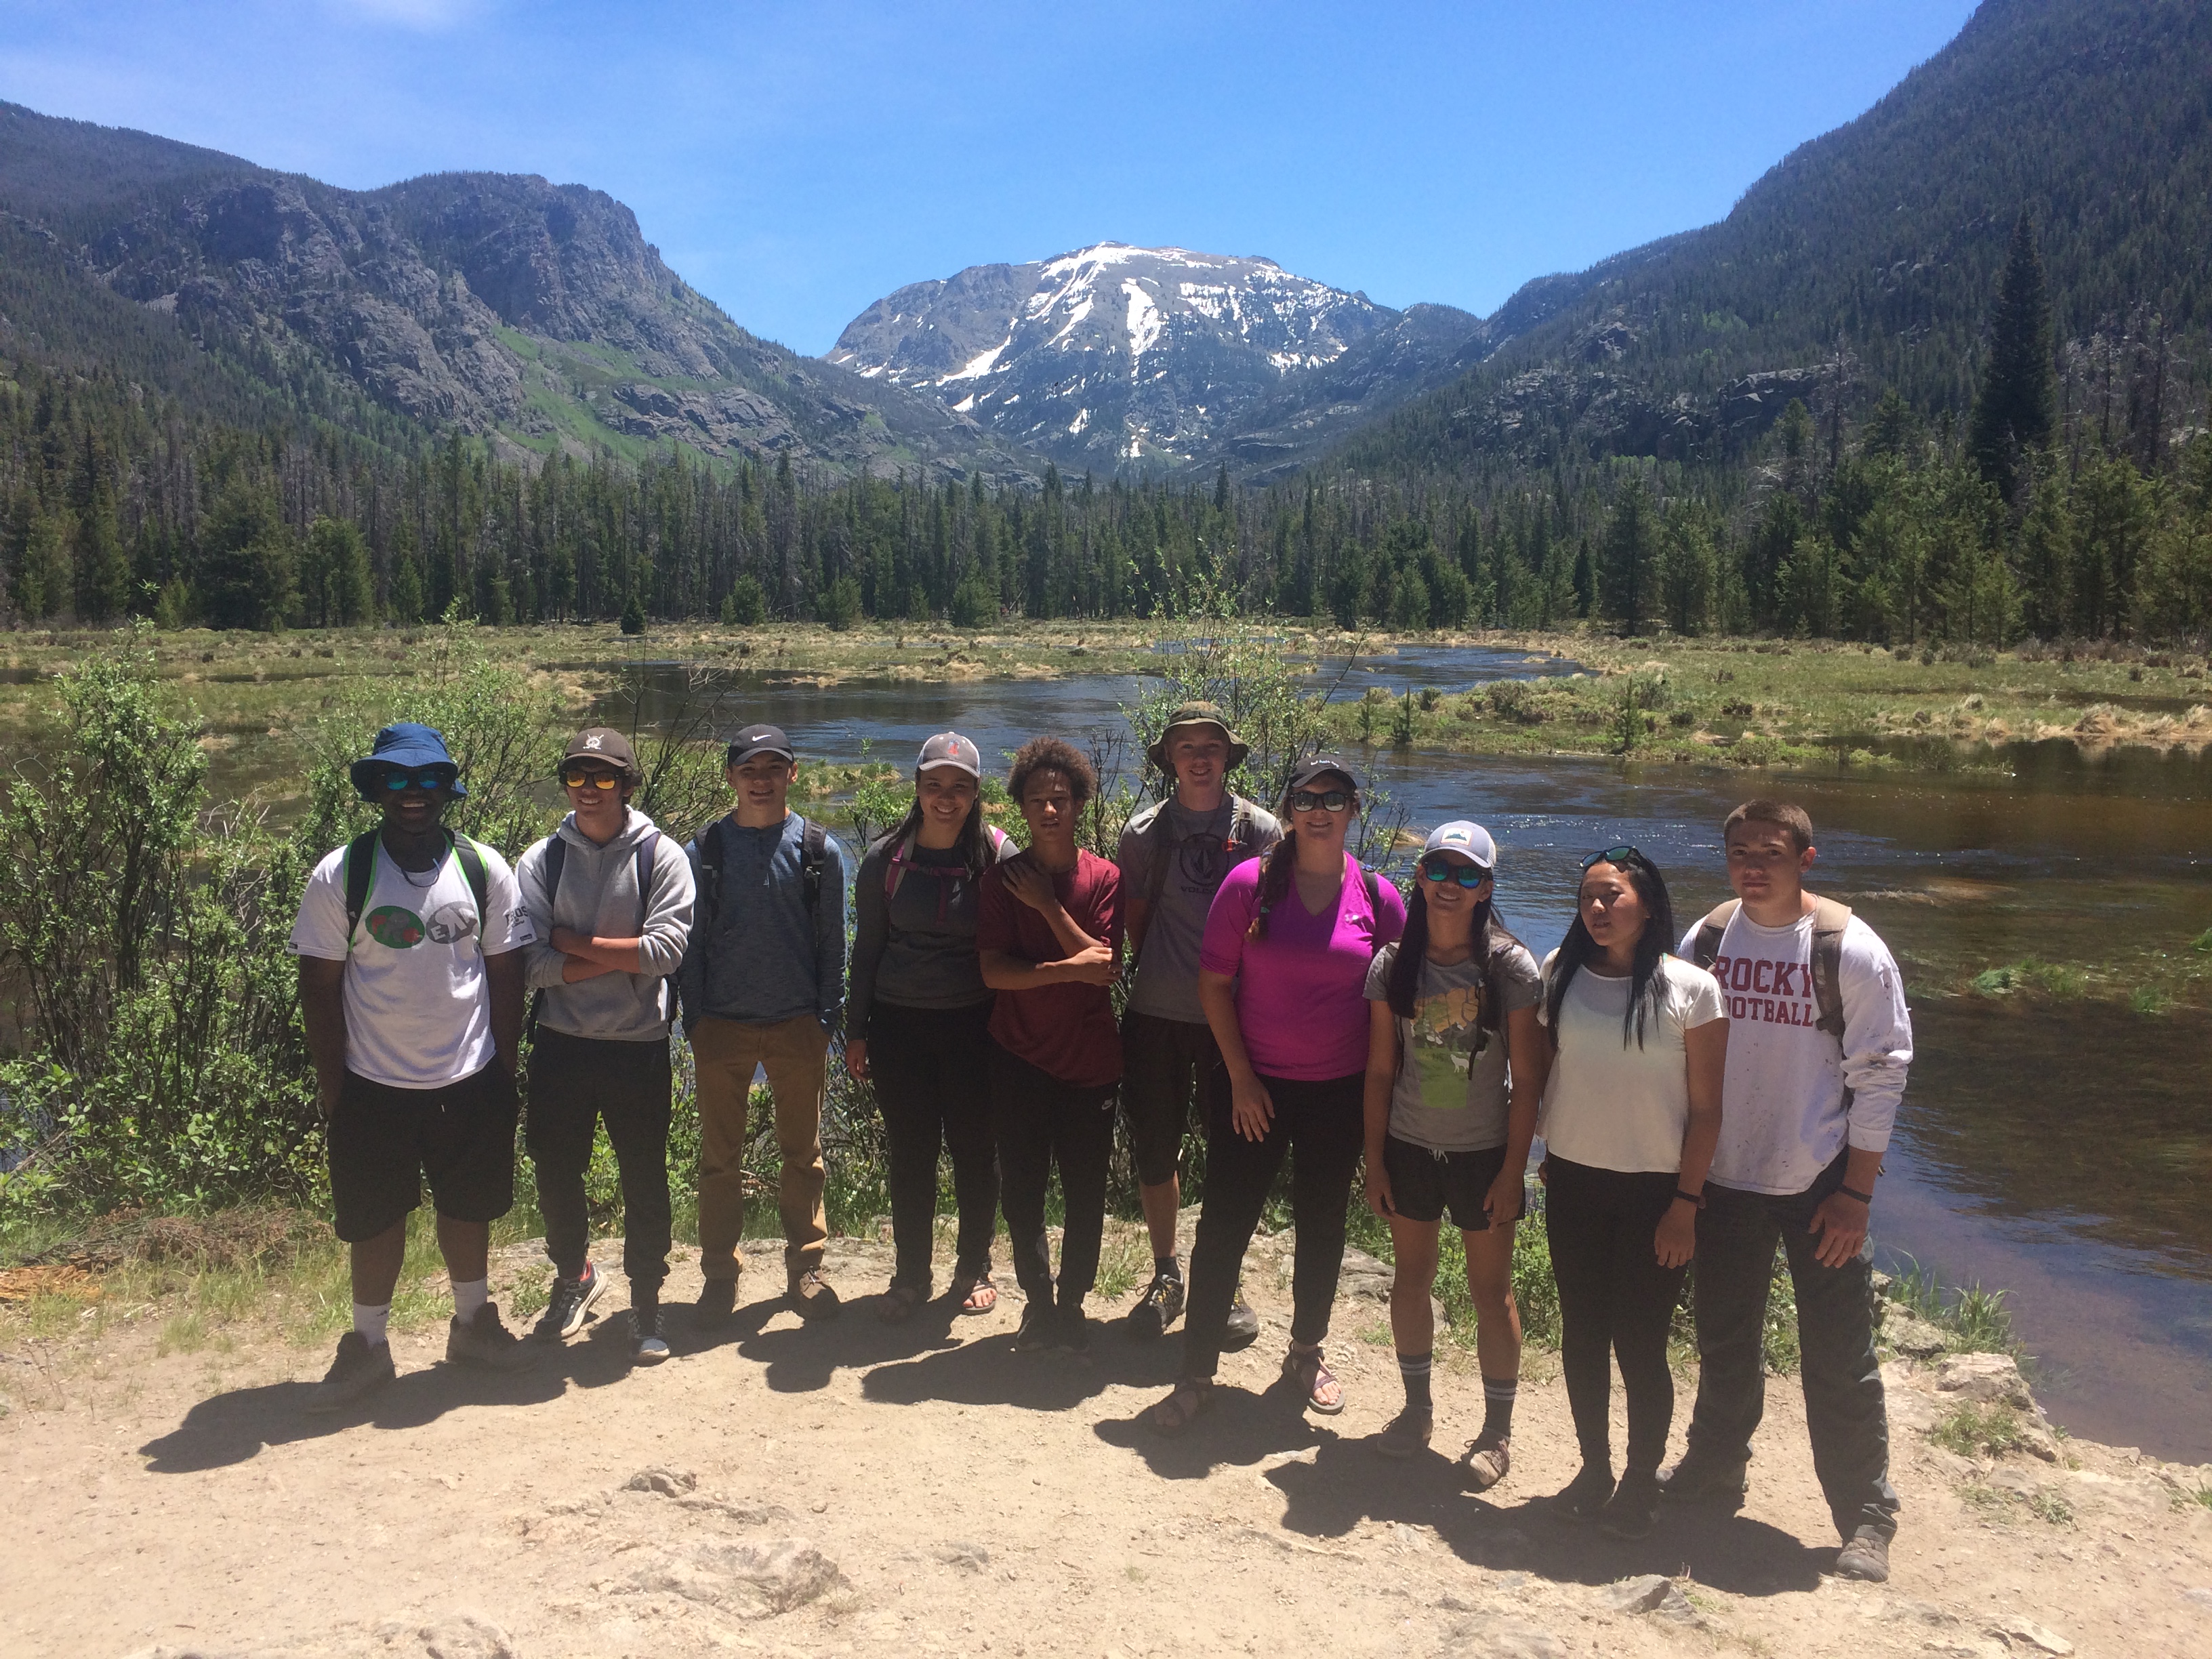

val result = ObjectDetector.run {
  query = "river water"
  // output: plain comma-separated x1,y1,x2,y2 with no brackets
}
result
604,647,2212,1460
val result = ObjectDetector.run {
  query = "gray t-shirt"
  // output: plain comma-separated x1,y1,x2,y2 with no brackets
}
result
1119,795,1282,1023
1364,935,1542,1152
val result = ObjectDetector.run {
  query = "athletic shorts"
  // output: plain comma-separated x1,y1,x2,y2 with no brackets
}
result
1382,1134,1516,1231
1118,1010,1227,1187
328,1065,518,1242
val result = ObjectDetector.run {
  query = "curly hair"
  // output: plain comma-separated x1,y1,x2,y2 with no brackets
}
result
1006,735,1096,809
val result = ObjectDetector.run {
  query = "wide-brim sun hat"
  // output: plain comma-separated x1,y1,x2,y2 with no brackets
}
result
1422,820,1498,870
1147,701,1250,773
350,722,467,798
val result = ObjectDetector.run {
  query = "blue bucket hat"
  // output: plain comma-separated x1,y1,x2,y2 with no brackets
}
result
350,722,467,798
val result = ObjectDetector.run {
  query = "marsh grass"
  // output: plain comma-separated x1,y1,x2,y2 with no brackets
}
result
1971,958,2089,998
1933,1401,2032,1458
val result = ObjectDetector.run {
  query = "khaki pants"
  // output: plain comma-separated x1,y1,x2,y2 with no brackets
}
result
691,1013,829,1282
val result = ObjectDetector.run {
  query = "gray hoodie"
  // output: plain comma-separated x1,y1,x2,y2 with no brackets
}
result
518,807,696,1042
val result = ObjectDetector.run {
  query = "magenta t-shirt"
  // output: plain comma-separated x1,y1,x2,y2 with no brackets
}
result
1200,854,1406,1081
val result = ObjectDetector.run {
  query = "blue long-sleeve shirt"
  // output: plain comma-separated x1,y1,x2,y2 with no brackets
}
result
676,812,848,1032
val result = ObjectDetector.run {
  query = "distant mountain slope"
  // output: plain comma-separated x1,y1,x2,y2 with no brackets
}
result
0,102,1023,478
1336,0,2212,476
827,243,1481,472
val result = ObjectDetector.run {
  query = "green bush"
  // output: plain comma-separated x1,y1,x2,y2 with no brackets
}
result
1971,958,2087,999
722,575,767,627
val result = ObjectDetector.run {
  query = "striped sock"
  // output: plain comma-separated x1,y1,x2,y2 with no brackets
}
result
1481,1374,1519,1440
1399,1351,1433,1413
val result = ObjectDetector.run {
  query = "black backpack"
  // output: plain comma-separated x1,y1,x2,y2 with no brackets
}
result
342,829,489,949
694,813,829,935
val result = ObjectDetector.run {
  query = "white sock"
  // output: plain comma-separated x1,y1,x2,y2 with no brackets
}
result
352,1303,390,1348
452,1278,489,1321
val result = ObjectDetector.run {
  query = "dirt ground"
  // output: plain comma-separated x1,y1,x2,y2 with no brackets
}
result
5,1223,2211,1659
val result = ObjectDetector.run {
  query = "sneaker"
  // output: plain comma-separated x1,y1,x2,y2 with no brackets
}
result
304,1330,394,1413
1222,1285,1261,1351
1658,1452,1748,1511
1373,1407,1433,1460
630,1302,670,1365
789,1267,842,1322
1461,1434,1512,1492
446,1302,535,1371
1125,1271,1185,1341
1555,1462,1616,1520
1015,1299,1056,1351
1598,1470,1662,1540
1834,1525,1893,1583
1057,1303,1092,1353
694,1277,738,1322
534,1261,605,1343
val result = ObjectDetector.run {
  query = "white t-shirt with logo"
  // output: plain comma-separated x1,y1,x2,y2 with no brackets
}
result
1537,952,1727,1174
290,836,533,1089
1681,907,1913,1195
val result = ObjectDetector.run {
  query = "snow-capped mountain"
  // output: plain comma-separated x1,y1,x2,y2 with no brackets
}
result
827,243,1477,472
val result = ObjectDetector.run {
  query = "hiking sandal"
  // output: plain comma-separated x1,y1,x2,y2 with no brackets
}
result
1461,1435,1512,1492
1145,1378,1216,1437
1282,1343,1344,1415
958,1274,998,1315
876,1283,926,1325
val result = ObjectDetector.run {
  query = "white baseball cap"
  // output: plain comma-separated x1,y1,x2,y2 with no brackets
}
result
1422,821,1498,869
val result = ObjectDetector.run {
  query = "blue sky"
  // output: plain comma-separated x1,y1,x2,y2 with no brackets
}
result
3,1,1978,356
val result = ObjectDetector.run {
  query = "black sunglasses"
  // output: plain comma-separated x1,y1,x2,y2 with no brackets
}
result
1287,789,1354,813
1419,854,1491,888
379,769,456,792
561,766,622,790
1578,844,1645,870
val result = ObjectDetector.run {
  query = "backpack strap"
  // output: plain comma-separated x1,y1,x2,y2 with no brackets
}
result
1807,895,1853,1039
635,836,657,932
447,831,490,933
1690,899,1740,972
693,816,726,935
341,830,381,949
1141,800,1175,907
799,817,828,912
541,834,568,916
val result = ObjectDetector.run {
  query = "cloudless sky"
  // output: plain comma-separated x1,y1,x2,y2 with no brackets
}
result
2,1,1979,356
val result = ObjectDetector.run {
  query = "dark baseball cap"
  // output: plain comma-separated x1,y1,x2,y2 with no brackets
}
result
1286,754,1361,794
726,724,797,766
562,726,641,781
916,732,982,778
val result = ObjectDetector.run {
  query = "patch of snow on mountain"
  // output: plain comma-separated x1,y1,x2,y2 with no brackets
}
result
1068,408,1090,435
1124,280,1163,361
953,392,976,413
941,333,1014,384
1048,293,1095,348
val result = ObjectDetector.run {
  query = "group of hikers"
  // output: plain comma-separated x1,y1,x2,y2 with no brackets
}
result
289,699,1914,1584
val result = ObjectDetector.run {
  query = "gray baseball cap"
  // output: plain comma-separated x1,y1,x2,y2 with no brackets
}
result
1422,820,1498,869
916,731,982,779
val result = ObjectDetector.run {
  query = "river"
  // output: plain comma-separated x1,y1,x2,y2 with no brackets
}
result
598,644,2212,1463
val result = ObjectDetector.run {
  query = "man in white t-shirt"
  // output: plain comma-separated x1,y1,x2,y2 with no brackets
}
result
290,722,537,1410
1664,799,1913,1584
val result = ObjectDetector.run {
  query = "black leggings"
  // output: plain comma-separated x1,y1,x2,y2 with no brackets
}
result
989,1041,1116,1309
1183,1071,1366,1380
1544,1155,1688,1477
525,1029,672,1294
870,999,1000,1292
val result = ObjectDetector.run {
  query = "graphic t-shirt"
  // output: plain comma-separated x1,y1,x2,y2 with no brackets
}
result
975,850,1124,1087
1118,796,1282,1023
1537,952,1726,1173
291,836,533,1088
1364,936,1542,1152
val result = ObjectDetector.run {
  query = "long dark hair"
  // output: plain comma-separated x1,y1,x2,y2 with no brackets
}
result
1386,879,1522,1029
1542,851,1678,1049
876,790,994,878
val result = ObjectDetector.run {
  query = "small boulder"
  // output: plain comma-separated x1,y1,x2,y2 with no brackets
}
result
1881,1309,1948,1360
1444,1613,1563,1658
1933,1352,2033,1409
623,1467,699,1496
1994,1616,2073,1654
1598,1574,1674,1614
632,1537,846,1617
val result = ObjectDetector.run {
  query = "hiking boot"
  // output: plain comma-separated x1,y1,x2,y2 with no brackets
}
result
1834,1525,1892,1583
789,1268,842,1322
1460,1435,1512,1492
1598,1470,1663,1540
1057,1302,1092,1353
1373,1407,1433,1460
1658,1452,1748,1511
1126,1270,1185,1340
1555,1462,1616,1520
534,1261,605,1343
447,1302,534,1371
1222,1285,1260,1351
1015,1299,1056,1351
304,1330,394,1413
694,1277,738,1323
630,1301,670,1366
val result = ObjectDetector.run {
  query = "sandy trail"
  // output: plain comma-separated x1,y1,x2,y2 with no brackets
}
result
5,1226,2210,1659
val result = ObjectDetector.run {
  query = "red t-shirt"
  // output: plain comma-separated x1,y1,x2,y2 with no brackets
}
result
975,850,1124,1087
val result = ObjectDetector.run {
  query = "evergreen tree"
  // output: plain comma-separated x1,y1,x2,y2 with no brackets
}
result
1969,211,2057,504
1570,536,1595,618
1600,476,1656,633
197,476,295,631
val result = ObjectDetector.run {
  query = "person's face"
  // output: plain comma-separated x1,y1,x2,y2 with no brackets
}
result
563,761,628,820
1725,825,1815,902
1418,851,1493,918
728,754,796,813
1019,769,1077,842
373,766,455,834
1578,861,1650,954
917,765,979,830
1287,775,1355,847
1167,729,1229,795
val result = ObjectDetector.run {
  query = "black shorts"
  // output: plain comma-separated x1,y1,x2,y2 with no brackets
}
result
329,1065,518,1242
1382,1134,1516,1231
1119,1010,1227,1187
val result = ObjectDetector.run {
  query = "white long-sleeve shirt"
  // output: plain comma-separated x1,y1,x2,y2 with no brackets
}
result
1682,907,1913,1196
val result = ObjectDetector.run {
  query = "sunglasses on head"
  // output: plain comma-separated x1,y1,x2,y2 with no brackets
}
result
1578,844,1645,870
379,769,455,792
1419,854,1491,888
561,766,622,790
1288,789,1353,813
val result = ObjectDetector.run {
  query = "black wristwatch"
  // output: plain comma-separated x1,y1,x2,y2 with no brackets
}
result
1838,1183,1874,1206
1673,1188,1705,1210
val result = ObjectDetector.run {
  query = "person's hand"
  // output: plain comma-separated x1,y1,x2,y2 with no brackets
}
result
1002,858,1060,915
1064,941,1118,985
315,1078,342,1122
1808,1191,1870,1269
1483,1164,1524,1225
1655,1202,1698,1269
1229,1071,1275,1141
844,1038,869,1081
1365,1154,1395,1219
550,925,588,956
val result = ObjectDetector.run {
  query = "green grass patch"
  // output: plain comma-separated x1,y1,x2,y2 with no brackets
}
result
1885,1259,2019,1355
1931,1401,2033,1458
1970,958,2087,998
